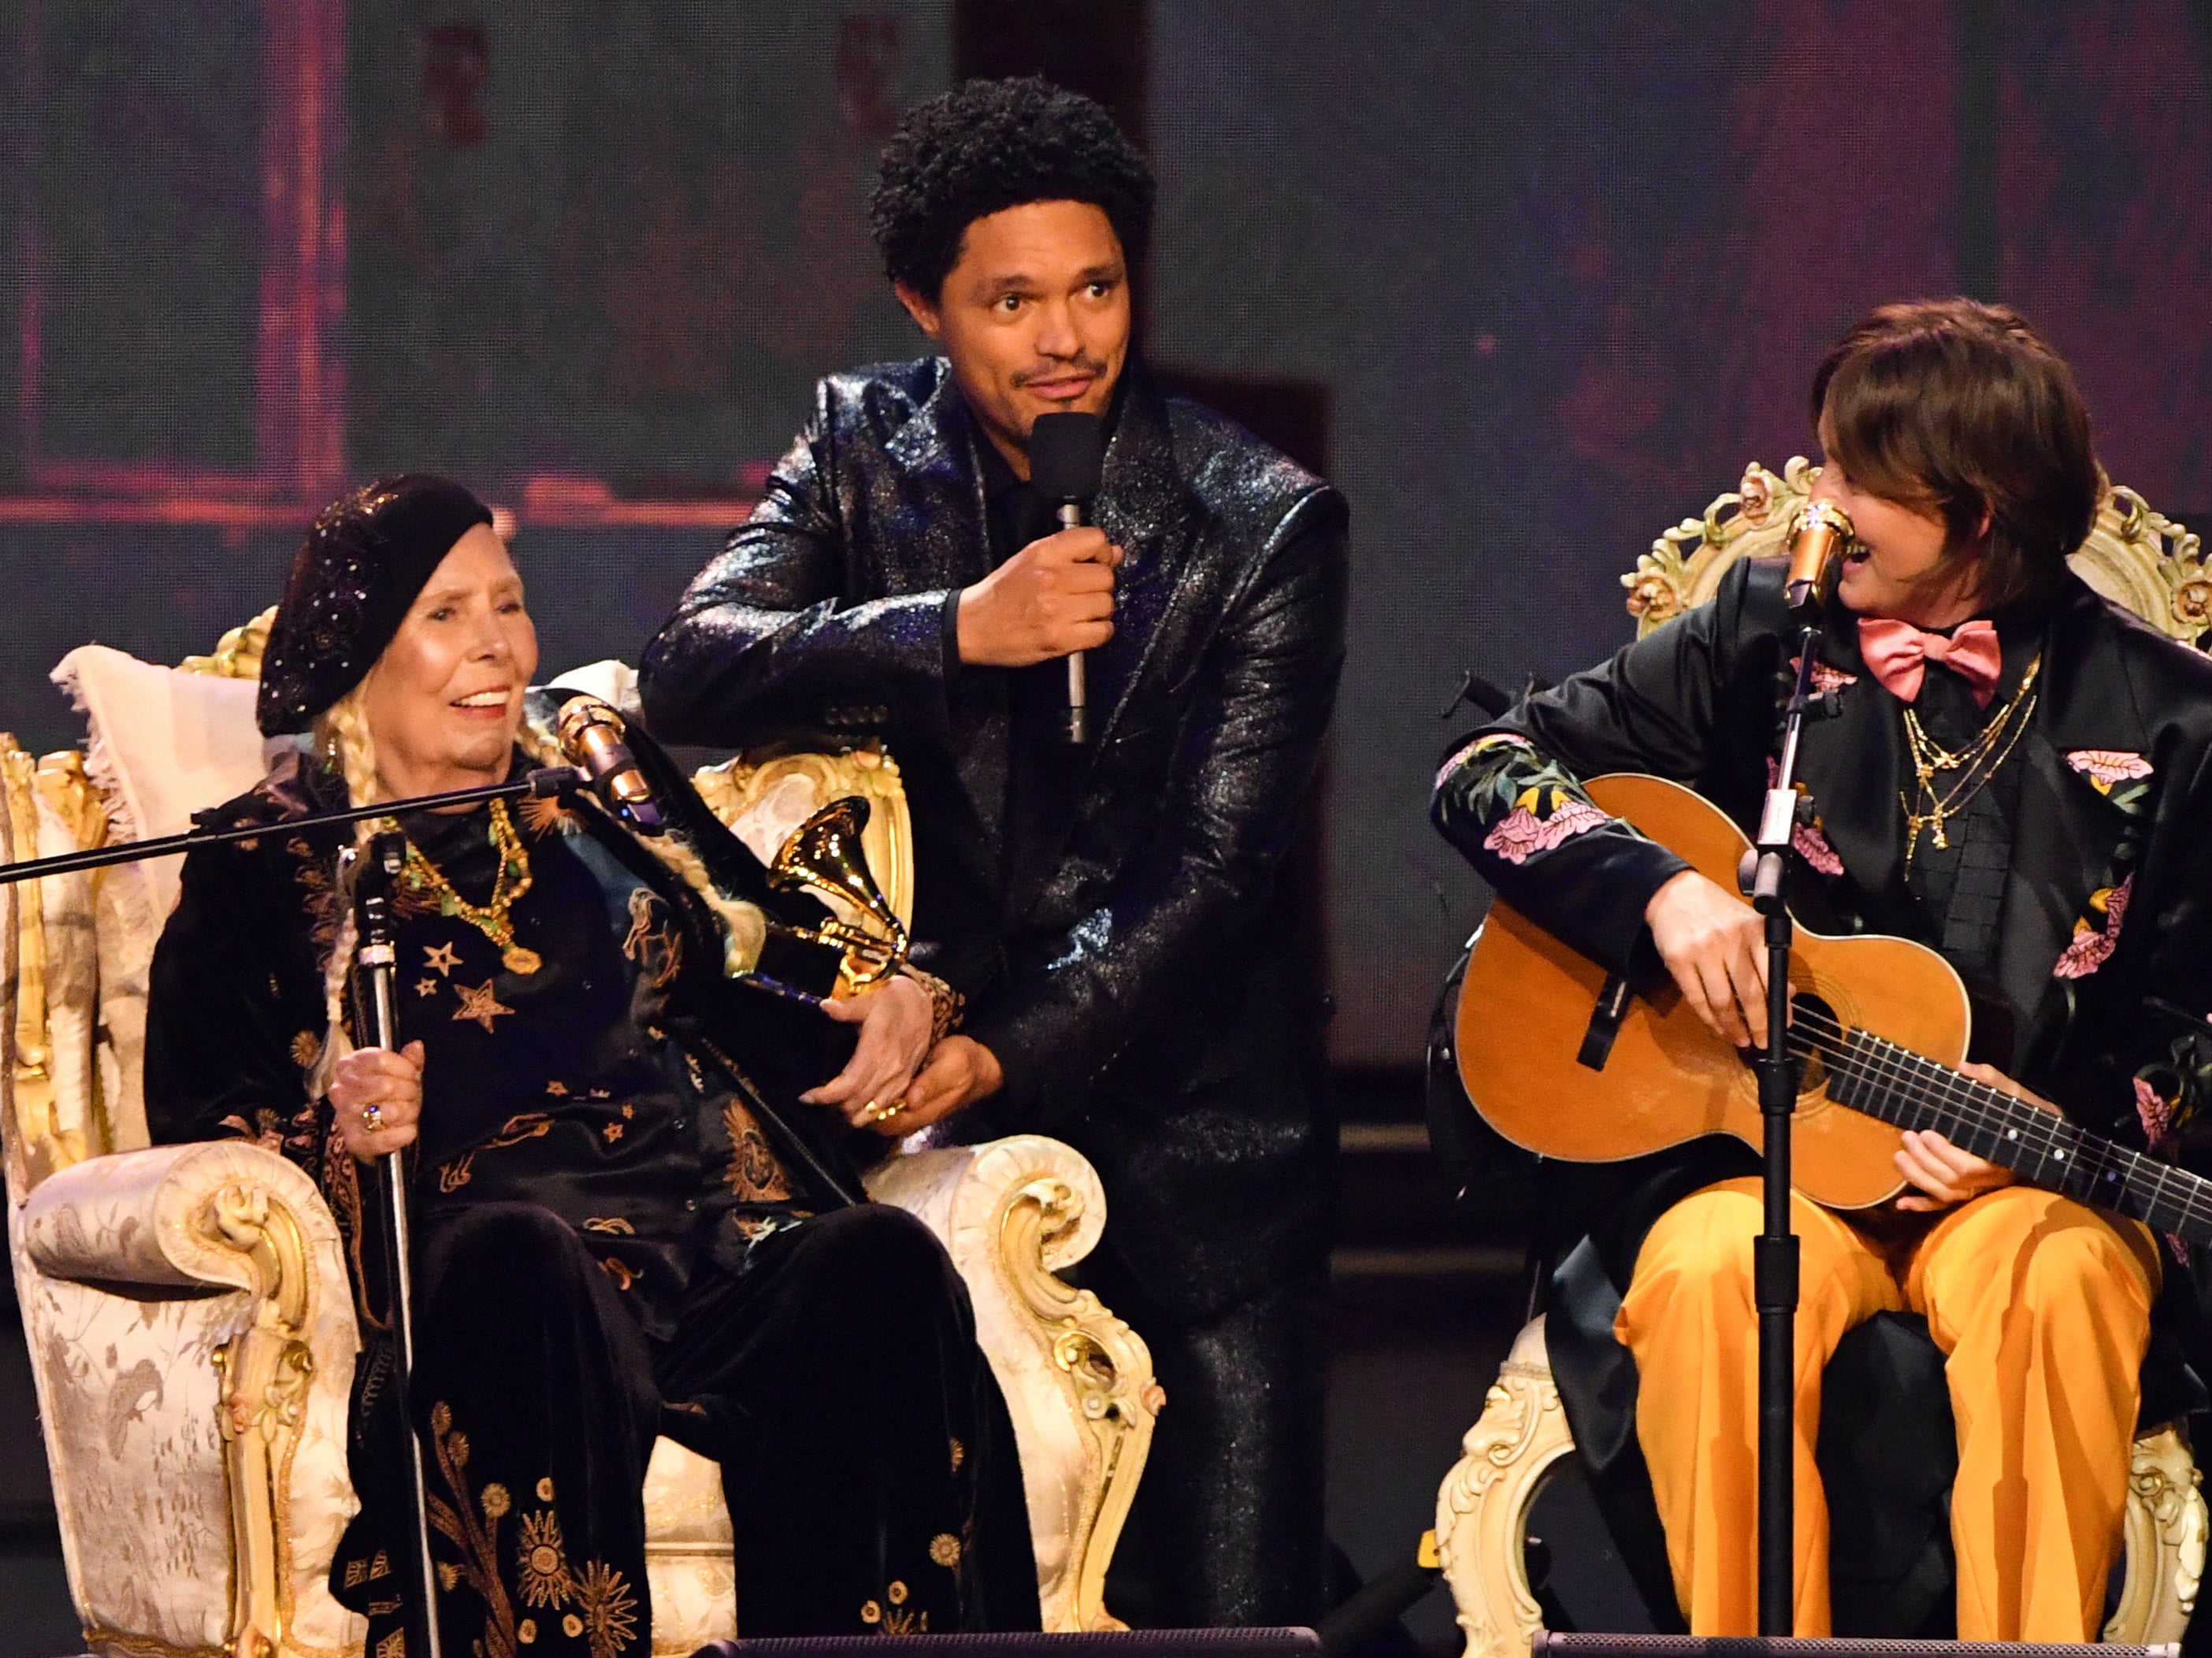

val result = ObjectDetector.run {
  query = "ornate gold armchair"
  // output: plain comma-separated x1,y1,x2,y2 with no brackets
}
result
1436,464,2210,1657
2,621,1160,1658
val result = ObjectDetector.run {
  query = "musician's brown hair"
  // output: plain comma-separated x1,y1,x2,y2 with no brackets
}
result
1811,299,2101,610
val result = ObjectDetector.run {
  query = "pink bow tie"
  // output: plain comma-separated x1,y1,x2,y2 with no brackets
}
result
1857,618,2003,707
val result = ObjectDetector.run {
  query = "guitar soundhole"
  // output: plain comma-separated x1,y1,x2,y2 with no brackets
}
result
1732,990,1839,1098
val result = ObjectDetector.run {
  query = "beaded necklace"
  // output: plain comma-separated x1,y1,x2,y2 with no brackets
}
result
399,796,540,974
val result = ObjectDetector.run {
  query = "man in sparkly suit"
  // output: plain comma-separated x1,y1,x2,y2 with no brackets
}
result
640,78,1349,1626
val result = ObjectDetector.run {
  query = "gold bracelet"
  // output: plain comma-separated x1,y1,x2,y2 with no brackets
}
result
901,966,963,1047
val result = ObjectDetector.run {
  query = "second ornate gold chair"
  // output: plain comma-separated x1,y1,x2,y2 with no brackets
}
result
2,618,1161,1658
1435,462,2210,1658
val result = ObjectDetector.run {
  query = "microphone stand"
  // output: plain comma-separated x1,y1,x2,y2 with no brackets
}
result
0,767,582,888
1746,623,1821,1635
344,830,442,1658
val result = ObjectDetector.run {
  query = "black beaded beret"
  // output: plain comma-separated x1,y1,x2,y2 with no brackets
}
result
257,475,495,736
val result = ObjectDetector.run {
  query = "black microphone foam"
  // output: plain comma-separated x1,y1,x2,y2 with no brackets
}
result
1028,410,1105,503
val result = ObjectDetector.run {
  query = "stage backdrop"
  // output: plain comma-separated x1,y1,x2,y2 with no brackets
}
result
2,0,2208,1066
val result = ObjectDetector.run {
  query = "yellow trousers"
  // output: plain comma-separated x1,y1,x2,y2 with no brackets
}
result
1616,1177,2158,1639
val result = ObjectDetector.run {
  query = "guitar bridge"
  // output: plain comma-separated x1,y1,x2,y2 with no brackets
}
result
1576,973,1633,1071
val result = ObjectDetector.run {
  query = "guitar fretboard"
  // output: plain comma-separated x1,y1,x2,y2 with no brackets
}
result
1820,1029,2212,1246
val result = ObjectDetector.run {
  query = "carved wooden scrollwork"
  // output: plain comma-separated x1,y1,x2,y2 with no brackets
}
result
1434,1318,1576,1658
997,1174,1162,1632
178,608,277,681
204,1183,324,1658
2106,1423,2208,1645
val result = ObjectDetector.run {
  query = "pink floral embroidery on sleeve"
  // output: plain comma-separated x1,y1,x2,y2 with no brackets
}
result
1794,819,1843,877
1435,736,1490,792
1790,655,1858,695
1482,797,1611,865
2065,749,2153,792
2136,1075,2176,1149
2051,874,2131,979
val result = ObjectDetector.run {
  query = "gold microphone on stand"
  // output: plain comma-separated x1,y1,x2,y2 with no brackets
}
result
1785,498,1856,613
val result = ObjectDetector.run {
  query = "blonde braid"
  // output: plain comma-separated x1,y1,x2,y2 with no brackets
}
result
306,684,388,1097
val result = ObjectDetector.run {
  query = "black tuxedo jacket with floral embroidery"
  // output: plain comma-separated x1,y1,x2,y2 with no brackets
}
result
143,716,861,1341
1435,555,2212,1173
1432,552,2212,1629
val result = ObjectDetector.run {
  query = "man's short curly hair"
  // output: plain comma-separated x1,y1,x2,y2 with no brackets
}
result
870,76,1156,299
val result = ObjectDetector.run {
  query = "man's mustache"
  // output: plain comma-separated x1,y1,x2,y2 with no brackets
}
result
1012,359,1109,386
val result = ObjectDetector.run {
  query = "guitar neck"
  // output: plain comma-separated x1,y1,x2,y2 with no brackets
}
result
1826,1033,2212,1245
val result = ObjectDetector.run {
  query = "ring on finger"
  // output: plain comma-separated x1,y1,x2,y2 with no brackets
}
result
362,1103,384,1133
863,1096,907,1124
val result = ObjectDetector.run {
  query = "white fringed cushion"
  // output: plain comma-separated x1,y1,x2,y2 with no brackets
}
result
49,645,266,923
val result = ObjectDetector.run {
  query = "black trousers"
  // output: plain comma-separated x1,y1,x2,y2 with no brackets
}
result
1081,1246,1331,1629
336,1202,1040,1656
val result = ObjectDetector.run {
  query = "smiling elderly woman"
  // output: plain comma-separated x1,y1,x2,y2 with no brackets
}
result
143,477,1039,1651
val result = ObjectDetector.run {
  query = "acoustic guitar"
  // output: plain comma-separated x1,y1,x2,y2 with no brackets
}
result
1454,772,2212,1242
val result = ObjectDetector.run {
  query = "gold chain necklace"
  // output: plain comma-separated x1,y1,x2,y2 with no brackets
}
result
399,797,541,974
1899,653,2041,872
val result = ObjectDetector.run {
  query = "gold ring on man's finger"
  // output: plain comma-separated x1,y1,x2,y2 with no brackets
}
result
362,1103,384,1133
862,1096,907,1124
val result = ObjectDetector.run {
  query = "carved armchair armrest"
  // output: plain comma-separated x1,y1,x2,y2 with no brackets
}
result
866,1134,1161,1633
17,1140,363,1658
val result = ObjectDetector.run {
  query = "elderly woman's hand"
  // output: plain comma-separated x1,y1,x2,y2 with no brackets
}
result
800,974,934,1133
331,1040,426,1160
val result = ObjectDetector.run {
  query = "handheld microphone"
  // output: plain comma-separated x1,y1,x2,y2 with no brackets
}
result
1785,499,1856,614
1027,410,1108,744
555,695,664,833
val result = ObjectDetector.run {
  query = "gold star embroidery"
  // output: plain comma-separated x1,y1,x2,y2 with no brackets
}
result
546,1080,569,1096
415,977,440,998
452,979,514,1033
424,941,462,976
602,1122,624,1143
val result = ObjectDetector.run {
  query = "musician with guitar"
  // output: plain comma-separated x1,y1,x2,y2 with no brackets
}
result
1434,299,2212,1641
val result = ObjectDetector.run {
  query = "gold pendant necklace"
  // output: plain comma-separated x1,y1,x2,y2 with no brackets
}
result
1898,654,2041,872
400,797,541,973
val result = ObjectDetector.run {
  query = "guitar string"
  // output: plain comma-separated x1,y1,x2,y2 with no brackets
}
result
1805,1026,2183,1225
1796,1011,2088,1180
1773,1004,2203,1227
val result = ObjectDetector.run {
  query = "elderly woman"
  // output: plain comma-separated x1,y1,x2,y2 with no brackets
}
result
145,476,1038,1652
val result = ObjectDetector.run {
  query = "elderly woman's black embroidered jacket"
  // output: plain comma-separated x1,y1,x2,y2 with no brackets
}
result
144,714,862,1337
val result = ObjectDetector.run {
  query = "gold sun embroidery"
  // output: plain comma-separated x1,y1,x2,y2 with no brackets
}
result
291,1030,321,1070
451,980,515,1033
930,1533,962,1570
518,792,582,838
575,1559,640,1658
424,941,462,976
516,1508,573,1608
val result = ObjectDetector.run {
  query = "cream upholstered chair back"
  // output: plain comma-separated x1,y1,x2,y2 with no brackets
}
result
4,614,1159,1658
1620,456,2210,647
1432,469,2210,1658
